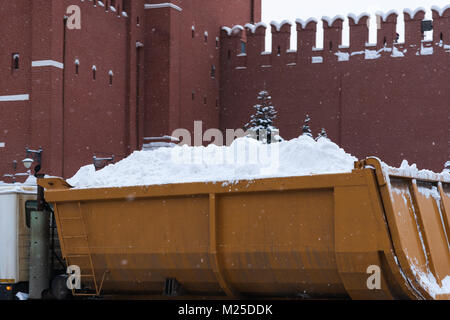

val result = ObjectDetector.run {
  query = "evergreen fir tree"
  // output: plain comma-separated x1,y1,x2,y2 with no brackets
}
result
245,90,278,143
302,115,312,137
316,128,328,141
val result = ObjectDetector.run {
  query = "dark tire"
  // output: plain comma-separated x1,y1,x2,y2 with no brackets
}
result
41,288,53,300
51,275,70,300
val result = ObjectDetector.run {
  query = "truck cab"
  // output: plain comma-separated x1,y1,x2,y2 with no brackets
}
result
0,185,37,299
0,184,63,300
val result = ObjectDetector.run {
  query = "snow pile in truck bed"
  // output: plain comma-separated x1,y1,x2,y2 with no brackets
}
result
68,136,358,189
383,160,450,182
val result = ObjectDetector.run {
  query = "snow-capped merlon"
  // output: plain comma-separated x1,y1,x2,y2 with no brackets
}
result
295,18,318,29
244,22,267,33
375,10,399,22
321,15,345,27
403,7,426,19
270,20,293,32
431,4,450,17
221,25,244,36
348,12,370,24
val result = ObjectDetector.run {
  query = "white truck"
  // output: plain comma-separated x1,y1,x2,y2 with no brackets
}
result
0,184,64,300
0,185,37,299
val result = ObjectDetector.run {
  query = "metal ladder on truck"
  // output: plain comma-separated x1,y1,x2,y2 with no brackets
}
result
58,203,107,297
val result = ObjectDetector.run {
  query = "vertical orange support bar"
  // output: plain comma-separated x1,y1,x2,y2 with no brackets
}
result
209,193,240,298
410,181,450,285
437,183,450,245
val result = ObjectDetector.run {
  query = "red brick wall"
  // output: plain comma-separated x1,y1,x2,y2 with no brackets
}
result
0,0,32,179
0,0,135,179
220,9,450,171
62,0,130,177
144,0,262,137
0,0,261,180
3,1,445,179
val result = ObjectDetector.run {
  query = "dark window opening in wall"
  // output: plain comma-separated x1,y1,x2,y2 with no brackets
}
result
251,0,255,23
12,53,19,70
441,32,444,41
211,65,216,79
203,96,207,105
277,46,281,55
75,61,79,75
122,0,129,13
192,26,195,38
204,32,208,43
92,66,97,80
241,42,246,54
227,50,231,59
137,16,140,26
383,37,387,46
192,91,195,100
329,41,333,51
109,71,113,85
216,37,219,48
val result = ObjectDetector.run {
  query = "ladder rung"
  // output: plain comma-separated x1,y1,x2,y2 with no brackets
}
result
63,235,88,239
66,254,90,258
61,217,82,221
72,292,99,297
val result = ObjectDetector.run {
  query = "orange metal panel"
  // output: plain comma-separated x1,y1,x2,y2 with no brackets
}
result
39,158,449,299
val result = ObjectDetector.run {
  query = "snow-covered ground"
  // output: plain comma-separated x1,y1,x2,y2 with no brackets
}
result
68,135,358,189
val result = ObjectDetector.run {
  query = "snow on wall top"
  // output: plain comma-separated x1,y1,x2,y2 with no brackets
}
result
221,25,244,36
321,15,345,27
221,5,450,66
431,4,450,17
348,13,370,24
244,22,267,33
375,9,399,22
270,20,293,32
295,18,318,29
403,7,426,19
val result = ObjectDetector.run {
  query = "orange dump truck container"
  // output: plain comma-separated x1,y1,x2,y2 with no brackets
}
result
39,158,450,300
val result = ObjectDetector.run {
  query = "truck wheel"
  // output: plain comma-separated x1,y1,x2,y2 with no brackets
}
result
51,275,70,300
